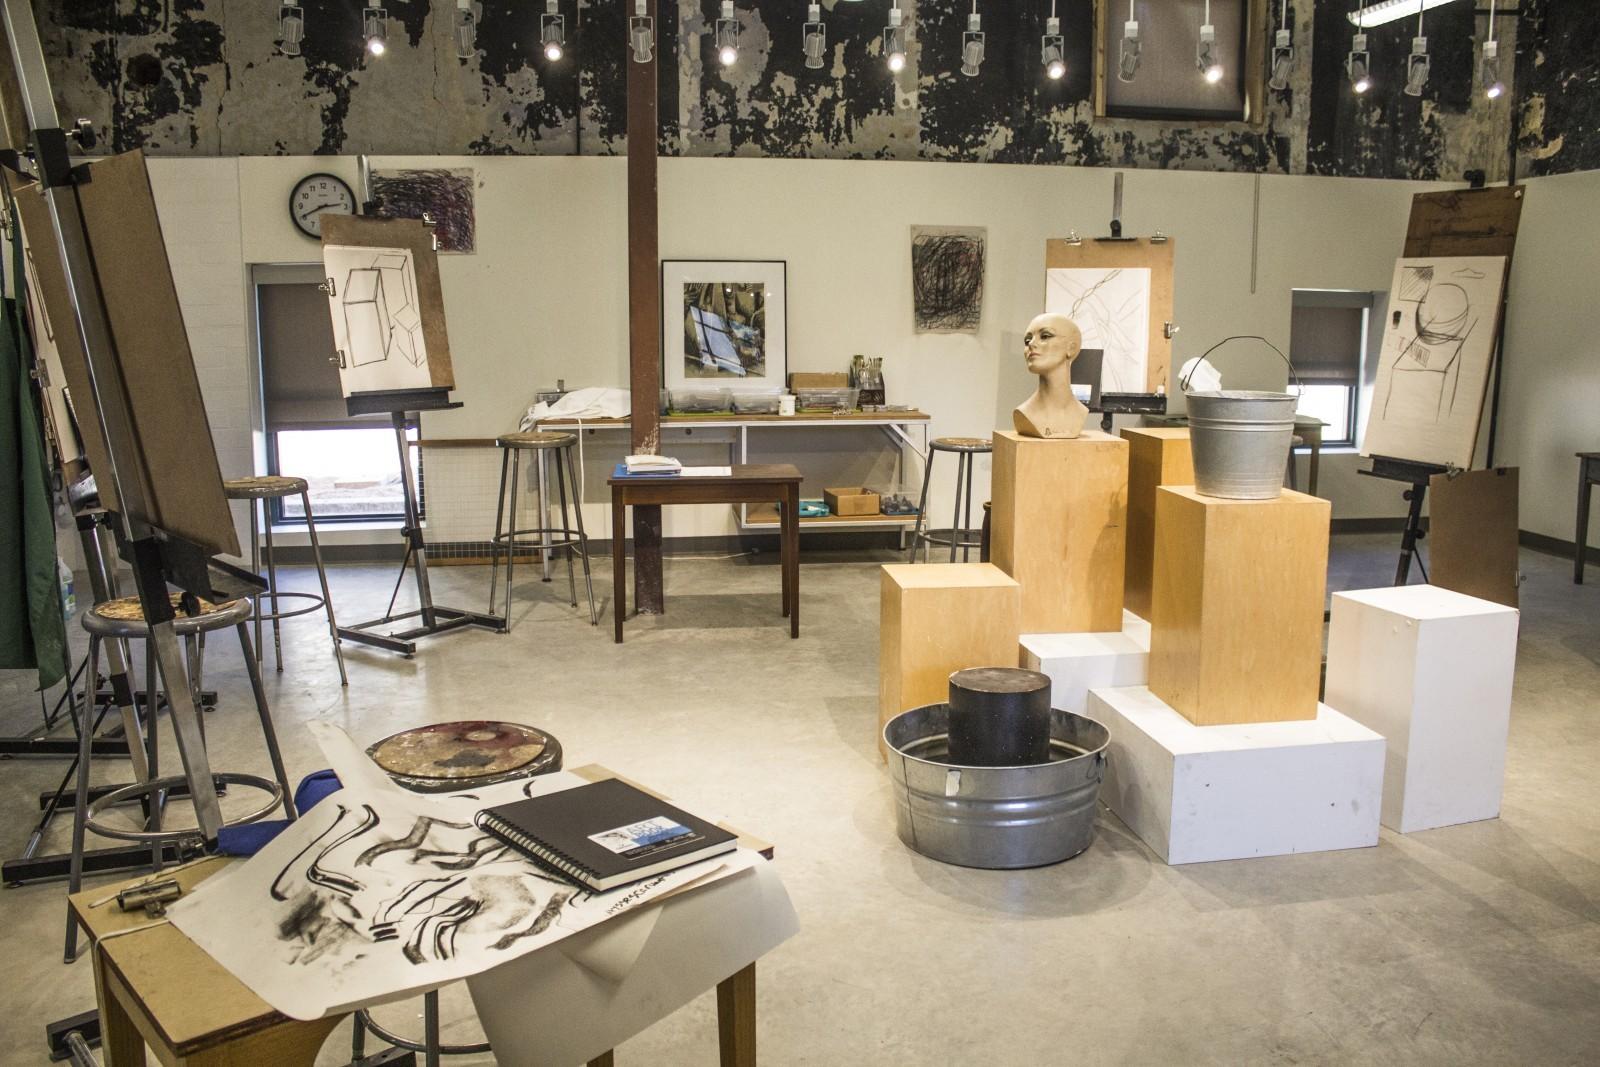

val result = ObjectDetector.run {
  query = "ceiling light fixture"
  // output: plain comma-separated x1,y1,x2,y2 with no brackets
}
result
630,0,654,64
277,2,304,56
1480,0,1504,100
455,0,479,60
1118,0,1140,83
1197,1,1223,84
716,0,740,67
364,1,388,56
1404,1,1429,97
1042,2,1065,81
961,3,984,77
803,4,826,70
885,3,907,74
540,0,565,61
1347,0,1462,30
1347,34,1371,93
1268,0,1292,91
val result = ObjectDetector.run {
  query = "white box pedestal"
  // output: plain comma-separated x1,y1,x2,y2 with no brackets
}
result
1020,611,1151,714
1087,686,1385,865
1325,585,1519,834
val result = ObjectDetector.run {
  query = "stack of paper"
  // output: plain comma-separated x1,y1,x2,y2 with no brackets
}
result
625,454,682,475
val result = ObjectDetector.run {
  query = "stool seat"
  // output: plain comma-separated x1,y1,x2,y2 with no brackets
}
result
932,436,993,453
224,475,309,499
84,593,251,638
497,430,576,449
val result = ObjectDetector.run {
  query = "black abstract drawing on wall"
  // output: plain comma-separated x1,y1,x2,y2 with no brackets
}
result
371,168,477,254
911,226,985,333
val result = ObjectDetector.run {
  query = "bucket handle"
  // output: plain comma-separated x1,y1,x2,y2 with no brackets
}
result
1179,334,1303,395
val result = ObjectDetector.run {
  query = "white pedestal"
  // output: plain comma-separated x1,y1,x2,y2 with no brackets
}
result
1324,585,1520,834
1087,686,1385,865
1020,611,1151,714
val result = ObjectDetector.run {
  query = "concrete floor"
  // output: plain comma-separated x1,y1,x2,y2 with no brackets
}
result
1,534,1597,1065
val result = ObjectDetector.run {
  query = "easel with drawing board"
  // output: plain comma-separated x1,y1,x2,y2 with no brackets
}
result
1043,174,1175,431
319,213,502,656
1358,186,1523,593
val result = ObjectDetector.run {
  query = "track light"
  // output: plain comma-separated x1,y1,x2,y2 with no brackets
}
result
364,1,387,56
1197,2,1222,84
1481,0,1503,100
1118,2,1140,83
1404,36,1430,96
1042,13,1065,81
1268,1,1292,91
961,7,984,78
540,0,565,61
455,0,478,60
804,4,826,70
884,4,907,74
716,1,739,68
277,3,304,56
630,0,654,64
1347,0,1458,29
1347,33,1371,93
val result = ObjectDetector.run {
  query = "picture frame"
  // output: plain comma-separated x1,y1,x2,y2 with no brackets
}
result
661,259,787,392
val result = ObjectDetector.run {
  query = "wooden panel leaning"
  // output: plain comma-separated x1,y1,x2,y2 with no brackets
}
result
879,563,1020,761
1121,427,1195,620
990,430,1128,634
1148,486,1331,726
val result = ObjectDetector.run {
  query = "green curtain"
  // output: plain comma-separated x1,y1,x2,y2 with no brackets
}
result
0,195,68,690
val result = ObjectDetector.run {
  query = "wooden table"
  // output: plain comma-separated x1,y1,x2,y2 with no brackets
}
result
609,464,802,643
68,763,776,1066
1578,452,1600,584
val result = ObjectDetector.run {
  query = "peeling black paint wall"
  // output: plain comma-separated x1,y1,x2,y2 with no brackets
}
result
31,0,1584,182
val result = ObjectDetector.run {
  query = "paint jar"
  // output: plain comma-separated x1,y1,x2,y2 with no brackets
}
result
778,394,796,417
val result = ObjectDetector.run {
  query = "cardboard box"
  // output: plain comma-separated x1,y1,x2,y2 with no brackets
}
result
824,486,880,516
788,372,849,389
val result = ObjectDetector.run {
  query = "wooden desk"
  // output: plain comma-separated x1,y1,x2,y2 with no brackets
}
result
1578,452,1600,584
609,465,803,643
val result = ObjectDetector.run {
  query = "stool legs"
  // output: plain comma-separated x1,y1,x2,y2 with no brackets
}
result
948,452,967,563
424,992,442,1067
235,623,297,821
555,450,578,608
302,491,348,686
488,446,511,618
565,445,598,626
263,503,284,673
65,635,105,963
249,497,263,664
505,449,522,626
961,452,976,562
489,443,596,629
909,446,935,563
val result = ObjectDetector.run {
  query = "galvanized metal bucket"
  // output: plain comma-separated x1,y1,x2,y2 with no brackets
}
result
1185,389,1298,500
883,703,1110,869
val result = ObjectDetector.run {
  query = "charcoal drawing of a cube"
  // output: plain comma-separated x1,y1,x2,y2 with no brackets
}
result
342,267,391,367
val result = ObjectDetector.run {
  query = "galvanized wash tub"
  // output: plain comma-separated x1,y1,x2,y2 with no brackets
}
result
1185,389,1297,500
883,703,1110,869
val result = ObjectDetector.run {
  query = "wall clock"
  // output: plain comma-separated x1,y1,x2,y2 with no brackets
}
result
289,172,357,239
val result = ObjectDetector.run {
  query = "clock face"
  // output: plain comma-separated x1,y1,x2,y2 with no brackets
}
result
290,173,357,238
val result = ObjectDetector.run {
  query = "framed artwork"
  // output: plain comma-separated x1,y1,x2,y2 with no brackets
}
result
661,260,787,391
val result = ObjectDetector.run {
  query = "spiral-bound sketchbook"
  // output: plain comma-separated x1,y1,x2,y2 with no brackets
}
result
476,778,737,892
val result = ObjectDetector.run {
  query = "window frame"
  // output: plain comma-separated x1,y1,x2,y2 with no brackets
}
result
265,425,425,526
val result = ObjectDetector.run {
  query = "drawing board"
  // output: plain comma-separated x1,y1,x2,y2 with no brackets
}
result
1429,466,1519,608
321,215,455,400
1361,255,1507,470
1044,237,1174,393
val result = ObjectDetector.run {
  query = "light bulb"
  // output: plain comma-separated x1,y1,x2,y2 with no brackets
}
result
885,7,906,74
1404,36,1430,97
1268,29,1292,91
1347,35,1370,94
1118,20,1140,82
630,2,654,65
1480,40,1503,100
715,1,739,68
1042,16,1065,81
278,4,304,56
364,4,388,56
804,5,825,70
961,14,984,78
1197,23,1221,83
540,2,564,61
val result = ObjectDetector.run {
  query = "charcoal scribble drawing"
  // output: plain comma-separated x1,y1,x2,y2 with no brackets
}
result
371,168,477,254
911,226,985,333
1361,254,1507,470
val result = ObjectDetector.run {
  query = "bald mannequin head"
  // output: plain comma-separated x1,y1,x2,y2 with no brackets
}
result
1023,313,1082,377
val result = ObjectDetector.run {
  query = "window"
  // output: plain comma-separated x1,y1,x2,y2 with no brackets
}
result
1096,0,1267,124
1288,289,1372,449
256,271,422,523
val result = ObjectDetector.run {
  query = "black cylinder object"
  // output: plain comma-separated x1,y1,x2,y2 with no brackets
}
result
946,667,1053,766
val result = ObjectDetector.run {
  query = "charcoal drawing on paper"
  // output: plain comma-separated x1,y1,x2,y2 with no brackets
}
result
911,226,985,333
371,168,477,254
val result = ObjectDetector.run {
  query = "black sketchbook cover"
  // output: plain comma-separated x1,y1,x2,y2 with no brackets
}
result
476,777,737,892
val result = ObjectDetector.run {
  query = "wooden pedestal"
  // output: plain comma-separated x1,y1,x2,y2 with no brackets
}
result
1148,486,1330,725
1121,427,1194,620
990,430,1128,634
879,563,1020,760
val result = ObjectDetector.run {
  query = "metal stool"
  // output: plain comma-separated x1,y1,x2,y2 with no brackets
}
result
488,431,597,629
66,593,297,961
909,436,992,563
224,475,347,686
350,721,563,1066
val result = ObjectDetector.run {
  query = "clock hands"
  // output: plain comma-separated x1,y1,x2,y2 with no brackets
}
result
298,200,346,221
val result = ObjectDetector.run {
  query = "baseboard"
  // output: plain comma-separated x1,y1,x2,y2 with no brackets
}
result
1330,517,1415,534
1518,529,1598,561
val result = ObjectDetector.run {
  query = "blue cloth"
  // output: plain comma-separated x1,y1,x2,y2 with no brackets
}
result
216,769,342,856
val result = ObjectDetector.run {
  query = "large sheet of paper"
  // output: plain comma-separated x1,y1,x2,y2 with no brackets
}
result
1362,255,1507,469
1046,267,1152,393
167,725,756,1020
323,243,433,396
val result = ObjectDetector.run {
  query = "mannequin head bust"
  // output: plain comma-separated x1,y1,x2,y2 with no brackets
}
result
1013,312,1088,439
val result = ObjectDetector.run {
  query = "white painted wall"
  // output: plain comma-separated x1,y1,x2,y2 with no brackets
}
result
148,154,1502,550
1498,169,1600,548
